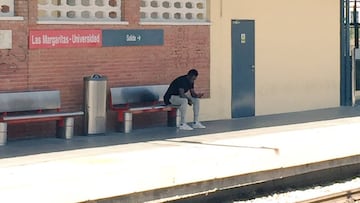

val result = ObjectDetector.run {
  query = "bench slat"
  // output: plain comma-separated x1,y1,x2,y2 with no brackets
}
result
128,105,173,112
0,90,61,113
2,111,84,121
110,85,169,105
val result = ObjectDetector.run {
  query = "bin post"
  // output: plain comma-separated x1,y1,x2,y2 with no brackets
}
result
84,74,107,135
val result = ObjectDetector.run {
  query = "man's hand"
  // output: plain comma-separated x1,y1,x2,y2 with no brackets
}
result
197,93,204,98
187,98,193,106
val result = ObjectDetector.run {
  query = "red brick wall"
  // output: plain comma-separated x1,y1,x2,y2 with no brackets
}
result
0,1,210,139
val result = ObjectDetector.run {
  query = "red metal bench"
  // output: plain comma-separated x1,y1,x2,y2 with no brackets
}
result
0,90,84,145
110,85,180,133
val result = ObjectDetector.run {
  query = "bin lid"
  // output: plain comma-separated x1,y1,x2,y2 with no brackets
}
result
84,74,107,81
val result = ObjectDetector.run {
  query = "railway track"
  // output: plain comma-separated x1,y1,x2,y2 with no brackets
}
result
296,187,360,203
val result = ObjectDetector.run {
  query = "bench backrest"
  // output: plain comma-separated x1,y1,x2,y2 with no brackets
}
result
110,85,169,105
0,90,61,113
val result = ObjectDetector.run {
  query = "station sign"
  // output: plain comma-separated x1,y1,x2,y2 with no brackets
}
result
29,29,164,49
29,29,102,49
102,29,164,47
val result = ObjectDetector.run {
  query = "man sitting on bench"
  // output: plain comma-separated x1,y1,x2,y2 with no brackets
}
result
164,69,206,130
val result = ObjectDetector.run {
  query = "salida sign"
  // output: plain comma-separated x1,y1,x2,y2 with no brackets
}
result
29,29,102,49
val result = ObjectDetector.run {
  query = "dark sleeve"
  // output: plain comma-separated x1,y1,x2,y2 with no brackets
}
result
179,76,193,92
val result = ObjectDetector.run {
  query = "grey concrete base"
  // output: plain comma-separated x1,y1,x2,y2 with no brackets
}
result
56,117,75,139
0,122,7,146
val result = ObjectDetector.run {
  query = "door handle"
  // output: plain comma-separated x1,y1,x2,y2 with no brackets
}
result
251,65,255,71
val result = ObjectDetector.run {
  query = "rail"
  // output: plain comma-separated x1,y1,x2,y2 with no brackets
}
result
296,187,360,203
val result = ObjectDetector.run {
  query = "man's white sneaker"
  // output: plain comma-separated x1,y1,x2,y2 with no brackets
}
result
179,123,193,130
192,122,206,129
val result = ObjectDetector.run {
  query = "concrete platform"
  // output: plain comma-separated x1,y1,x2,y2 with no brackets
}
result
0,107,360,202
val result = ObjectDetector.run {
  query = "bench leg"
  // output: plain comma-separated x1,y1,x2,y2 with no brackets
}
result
64,117,75,139
124,112,133,133
0,122,7,146
56,117,75,139
167,109,180,127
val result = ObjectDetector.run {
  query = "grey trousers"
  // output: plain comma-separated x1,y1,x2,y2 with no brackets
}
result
169,95,200,124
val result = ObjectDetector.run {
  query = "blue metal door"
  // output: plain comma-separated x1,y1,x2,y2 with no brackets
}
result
231,20,255,118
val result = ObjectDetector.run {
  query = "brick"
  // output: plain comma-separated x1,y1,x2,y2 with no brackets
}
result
1,1,210,139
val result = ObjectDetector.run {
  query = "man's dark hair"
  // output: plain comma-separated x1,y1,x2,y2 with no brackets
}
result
187,69,198,77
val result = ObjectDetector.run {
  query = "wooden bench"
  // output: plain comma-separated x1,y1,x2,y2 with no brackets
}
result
0,90,84,145
110,85,180,133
